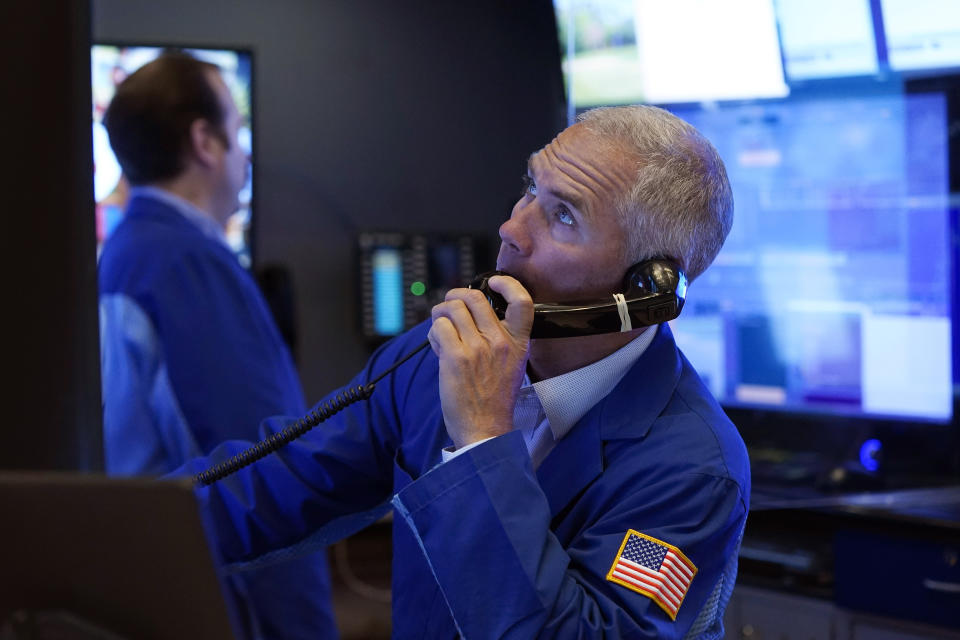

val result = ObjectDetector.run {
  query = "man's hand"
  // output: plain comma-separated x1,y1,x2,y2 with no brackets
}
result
427,275,534,449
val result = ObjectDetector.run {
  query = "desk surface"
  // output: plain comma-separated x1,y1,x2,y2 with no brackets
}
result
751,484,960,530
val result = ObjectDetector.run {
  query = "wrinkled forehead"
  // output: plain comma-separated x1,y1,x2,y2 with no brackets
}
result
531,123,597,164
528,124,636,216
533,124,634,175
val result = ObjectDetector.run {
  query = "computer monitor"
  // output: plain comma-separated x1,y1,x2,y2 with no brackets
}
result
548,0,960,483
551,0,960,112
669,90,951,424
0,472,242,639
91,43,254,268
553,0,788,110
773,0,880,81
665,87,960,486
881,0,960,74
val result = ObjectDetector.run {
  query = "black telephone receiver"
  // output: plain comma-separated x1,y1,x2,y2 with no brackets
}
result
469,258,687,339
195,258,687,486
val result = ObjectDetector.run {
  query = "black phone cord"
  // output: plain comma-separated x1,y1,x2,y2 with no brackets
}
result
194,339,430,487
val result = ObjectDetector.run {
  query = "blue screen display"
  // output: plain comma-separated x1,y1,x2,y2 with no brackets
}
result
668,92,952,422
372,248,404,336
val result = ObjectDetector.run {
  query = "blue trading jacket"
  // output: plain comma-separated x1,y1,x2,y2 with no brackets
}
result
189,319,750,639
98,194,337,640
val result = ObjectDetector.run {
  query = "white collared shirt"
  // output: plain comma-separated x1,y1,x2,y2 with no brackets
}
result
442,324,658,468
129,186,228,247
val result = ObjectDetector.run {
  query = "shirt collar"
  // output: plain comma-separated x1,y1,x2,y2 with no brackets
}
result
525,324,658,441
130,186,228,247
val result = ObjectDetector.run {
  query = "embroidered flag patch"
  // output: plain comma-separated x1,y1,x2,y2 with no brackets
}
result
606,529,697,620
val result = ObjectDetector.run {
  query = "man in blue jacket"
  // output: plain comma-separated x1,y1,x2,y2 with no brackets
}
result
190,105,749,639
97,52,338,639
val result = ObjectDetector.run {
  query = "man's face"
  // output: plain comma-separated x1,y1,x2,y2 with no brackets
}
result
496,123,636,304
207,71,248,223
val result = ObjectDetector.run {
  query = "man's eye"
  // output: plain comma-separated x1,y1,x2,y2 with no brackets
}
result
555,206,575,226
521,175,537,197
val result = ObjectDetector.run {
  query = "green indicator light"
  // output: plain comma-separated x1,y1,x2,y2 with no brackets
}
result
410,281,426,296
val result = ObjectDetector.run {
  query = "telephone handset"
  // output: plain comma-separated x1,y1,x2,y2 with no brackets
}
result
195,258,687,486
469,258,687,339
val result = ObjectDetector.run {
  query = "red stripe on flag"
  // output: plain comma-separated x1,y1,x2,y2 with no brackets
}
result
620,558,686,602
612,567,662,594
662,556,693,587
614,562,682,609
611,569,679,614
660,565,691,595
664,551,694,580
662,563,692,588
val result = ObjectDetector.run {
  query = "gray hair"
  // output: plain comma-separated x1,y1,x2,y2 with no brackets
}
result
577,105,733,283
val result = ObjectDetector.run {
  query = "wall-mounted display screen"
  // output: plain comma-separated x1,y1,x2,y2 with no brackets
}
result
554,0,788,108
554,0,960,111
668,92,951,422
881,0,960,73
774,0,879,81
91,44,254,267
550,1,958,434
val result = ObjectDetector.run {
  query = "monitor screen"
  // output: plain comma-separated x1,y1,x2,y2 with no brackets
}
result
91,44,254,267
554,0,960,110
881,0,960,73
774,0,879,81
667,91,952,423
554,0,788,109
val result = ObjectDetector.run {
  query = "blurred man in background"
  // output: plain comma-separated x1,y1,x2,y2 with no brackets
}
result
98,51,338,639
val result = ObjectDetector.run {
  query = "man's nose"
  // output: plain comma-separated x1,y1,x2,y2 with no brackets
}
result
498,199,534,256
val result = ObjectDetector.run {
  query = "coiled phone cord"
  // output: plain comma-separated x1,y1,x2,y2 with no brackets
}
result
194,339,431,487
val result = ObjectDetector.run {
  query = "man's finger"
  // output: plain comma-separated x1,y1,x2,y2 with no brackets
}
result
444,288,503,335
427,315,460,357
487,275,534,341
432,298,488,349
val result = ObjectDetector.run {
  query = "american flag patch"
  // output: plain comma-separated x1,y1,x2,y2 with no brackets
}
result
606,529,697,620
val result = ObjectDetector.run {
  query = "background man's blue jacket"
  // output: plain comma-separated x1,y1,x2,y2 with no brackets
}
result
99,194,338,640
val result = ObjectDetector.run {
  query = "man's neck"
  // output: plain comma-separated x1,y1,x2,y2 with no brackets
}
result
150,176,224,229
527,327,648,381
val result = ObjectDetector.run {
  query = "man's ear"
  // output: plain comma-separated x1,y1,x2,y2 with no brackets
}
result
188,118,220,168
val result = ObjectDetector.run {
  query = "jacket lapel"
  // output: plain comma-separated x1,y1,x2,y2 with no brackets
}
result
534,323,684,519
599,322,683,440
535,416,602,519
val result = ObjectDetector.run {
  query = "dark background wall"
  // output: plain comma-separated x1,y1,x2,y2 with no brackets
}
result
93,0,567,401
2,1,102,470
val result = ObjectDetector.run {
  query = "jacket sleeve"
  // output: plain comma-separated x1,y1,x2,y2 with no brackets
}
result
392,430,747,639
100,293,195,475
182,328,430,567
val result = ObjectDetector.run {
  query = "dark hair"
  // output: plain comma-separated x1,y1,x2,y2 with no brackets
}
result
103,51,226,185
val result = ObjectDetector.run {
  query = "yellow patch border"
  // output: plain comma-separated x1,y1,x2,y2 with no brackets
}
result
605,529,698,621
